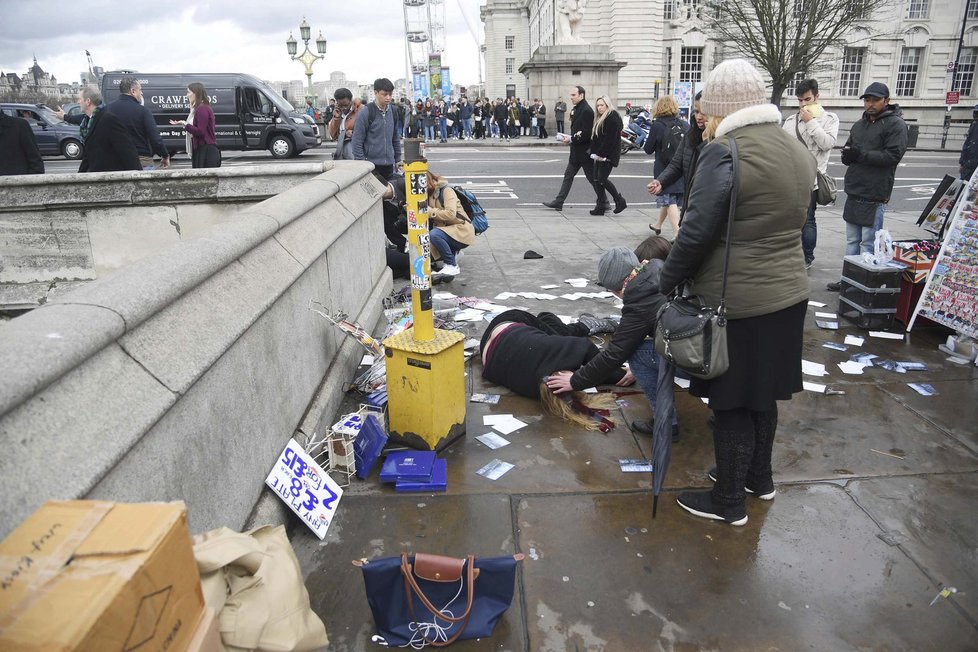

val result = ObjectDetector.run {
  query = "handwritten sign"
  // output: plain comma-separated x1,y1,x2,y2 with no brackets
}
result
265,439,344,540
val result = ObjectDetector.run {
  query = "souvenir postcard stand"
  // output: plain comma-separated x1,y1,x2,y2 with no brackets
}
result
308,404,386,487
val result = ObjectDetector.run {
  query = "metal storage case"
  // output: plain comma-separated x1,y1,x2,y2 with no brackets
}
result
841,255,904,289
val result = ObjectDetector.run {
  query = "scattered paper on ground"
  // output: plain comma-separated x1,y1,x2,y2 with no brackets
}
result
808,300,827,308
823,342,848,352
564,278,589,288
870,331,904,340
908,383,938,396
838,361,866,375
540,284,560,289
619,459,654,473
947,356,970,365
815,320,839,330
476,432,511,449
802,360,828,376
360,355,374,365
803,381,827,393
470,393,501,404
477,459,515,480
454,308,485,322
845,335,865,347
433,292,457,300
815,312,838,319
483,414,528,435
582,387,598,393
494,292,516,301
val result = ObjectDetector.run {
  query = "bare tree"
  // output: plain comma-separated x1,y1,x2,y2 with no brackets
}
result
706,0,893,104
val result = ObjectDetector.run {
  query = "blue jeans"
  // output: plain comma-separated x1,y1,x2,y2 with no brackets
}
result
463,118,473,138
429,228,466,265
844,201,886,255
439,118,447,140
425,125,435,140
801,191,817,264
627,341,678,426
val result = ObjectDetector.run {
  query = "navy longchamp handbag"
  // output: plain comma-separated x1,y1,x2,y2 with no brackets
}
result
353,552,524,647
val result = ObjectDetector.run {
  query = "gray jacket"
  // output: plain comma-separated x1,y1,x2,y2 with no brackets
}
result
352,102,401,166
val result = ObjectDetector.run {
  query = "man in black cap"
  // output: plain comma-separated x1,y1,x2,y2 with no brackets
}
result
960,104,978,181
827,82,907,291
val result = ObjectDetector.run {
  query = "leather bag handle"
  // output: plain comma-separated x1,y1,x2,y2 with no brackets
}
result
400,553,476,647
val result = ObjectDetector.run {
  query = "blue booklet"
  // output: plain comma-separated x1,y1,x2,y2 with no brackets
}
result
380,450,437,483
354,415,388,480
396,458,448,493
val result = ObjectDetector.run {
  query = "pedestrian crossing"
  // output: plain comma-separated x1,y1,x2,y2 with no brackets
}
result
454,180,518,199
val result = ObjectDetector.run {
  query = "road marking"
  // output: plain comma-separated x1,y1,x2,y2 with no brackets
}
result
457,179,518,199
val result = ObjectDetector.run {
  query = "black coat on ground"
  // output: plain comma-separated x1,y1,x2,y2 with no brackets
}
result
0,113,44,175
78,109,142,173
571,259,666,390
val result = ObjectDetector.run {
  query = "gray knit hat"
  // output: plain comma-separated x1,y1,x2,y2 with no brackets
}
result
700,58,768,117
597,247,640,292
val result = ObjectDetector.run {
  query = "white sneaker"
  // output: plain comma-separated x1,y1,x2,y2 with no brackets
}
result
439,264,461,276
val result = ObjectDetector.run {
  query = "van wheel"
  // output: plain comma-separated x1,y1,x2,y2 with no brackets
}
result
62,139,83,160
269,135,294,159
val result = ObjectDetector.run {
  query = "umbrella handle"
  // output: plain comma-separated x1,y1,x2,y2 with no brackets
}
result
653,494,659,519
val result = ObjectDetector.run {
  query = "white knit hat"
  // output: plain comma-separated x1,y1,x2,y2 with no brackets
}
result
700,59,768,117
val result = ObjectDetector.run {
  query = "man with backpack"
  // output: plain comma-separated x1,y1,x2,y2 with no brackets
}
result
644,95,688,236
352,78,402,180
782,79,839,269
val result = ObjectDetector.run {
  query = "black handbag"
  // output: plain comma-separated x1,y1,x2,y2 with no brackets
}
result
654,137,739,380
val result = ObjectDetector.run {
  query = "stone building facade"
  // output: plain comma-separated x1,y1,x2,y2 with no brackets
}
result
481,0,978,134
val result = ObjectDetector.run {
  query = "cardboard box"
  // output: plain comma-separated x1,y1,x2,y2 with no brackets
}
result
0,500,204,651
186,608,223,652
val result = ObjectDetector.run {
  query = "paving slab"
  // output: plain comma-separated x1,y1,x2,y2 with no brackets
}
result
847,473,978,625
295,494,525,652
878,379,978,456
516,484,976,651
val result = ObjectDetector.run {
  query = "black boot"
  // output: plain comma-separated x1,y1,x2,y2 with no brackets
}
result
677,417,751,525
589,207,606,216
745,407,778,500
613,195,627,214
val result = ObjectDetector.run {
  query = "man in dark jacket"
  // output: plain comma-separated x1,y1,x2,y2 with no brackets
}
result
492,98,509,140
959,104,978,180
546,246,679,441
828,82,907,291
76,86,142,173
105,76,170,169
0,112,44,175
543,86,598,211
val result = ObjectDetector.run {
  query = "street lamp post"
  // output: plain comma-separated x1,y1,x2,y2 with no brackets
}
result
286,17,328,107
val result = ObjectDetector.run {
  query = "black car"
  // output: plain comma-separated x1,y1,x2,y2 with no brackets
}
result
0,103,84,160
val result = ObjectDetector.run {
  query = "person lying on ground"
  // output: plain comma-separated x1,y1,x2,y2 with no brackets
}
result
545,242,680,441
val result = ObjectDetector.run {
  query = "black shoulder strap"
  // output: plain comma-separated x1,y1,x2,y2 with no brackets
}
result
718,137,740,321
794,114,805,144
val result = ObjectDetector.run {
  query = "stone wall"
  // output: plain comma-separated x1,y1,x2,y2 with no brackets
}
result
0,162,333,308
0,161,392,538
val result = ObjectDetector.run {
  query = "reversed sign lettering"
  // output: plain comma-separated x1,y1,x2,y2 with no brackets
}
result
265,439,343,540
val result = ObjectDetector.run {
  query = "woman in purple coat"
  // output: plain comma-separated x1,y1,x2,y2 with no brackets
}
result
170,82,220,168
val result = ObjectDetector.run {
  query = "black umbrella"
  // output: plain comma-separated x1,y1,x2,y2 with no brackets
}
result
651,359,677,518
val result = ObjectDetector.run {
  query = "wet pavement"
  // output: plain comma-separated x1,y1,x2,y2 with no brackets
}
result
291,203,978,650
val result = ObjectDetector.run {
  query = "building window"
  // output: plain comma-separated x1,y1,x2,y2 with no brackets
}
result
665,47,672,92
896,47,923,96
679,47,704,83
906,0,929,19
505,58,515,74
506,84,516,99
839,47,865,97
664,0,674,19
956,48,978,96
792,70,808,90
969,0,978,19
505,35,514,50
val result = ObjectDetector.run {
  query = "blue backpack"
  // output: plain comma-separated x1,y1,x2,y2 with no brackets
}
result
441,185,489,235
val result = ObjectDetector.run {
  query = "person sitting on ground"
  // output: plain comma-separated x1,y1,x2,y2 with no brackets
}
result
426,170,475,277
545,243,679,442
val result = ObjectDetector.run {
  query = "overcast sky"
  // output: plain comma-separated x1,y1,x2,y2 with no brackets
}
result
1,1,485,88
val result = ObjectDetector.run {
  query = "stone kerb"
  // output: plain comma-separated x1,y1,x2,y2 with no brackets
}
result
0,161,391,537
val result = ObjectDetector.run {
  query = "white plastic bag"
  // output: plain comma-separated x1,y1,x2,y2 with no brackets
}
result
862,229,894,266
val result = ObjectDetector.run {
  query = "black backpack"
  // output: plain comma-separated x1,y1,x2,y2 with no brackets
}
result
657,119,686,166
